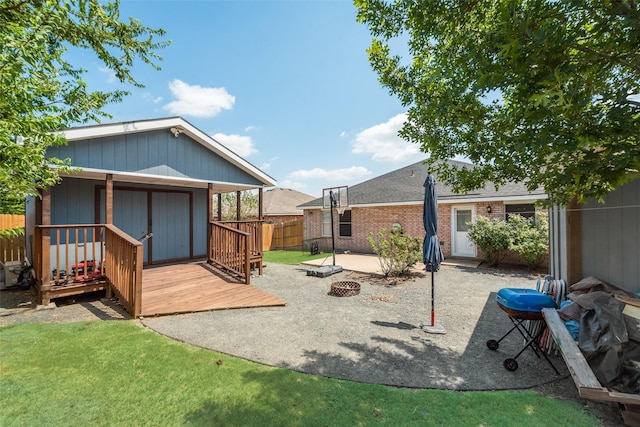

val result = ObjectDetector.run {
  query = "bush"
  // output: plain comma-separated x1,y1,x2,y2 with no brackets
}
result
466,216,512,267
467,212,549,268
508,212,549,268
367,226,422,277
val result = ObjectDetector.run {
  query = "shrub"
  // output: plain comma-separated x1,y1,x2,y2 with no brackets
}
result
0,227,24,239
508,212,549,268
367,226,422,277
466,216,511,267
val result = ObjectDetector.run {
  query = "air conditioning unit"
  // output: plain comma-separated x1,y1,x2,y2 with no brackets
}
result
0,260,23,289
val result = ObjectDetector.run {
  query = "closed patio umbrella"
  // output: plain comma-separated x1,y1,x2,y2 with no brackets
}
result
422,172,445,334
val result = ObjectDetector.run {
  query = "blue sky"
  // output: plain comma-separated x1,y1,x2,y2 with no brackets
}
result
75,0,422,198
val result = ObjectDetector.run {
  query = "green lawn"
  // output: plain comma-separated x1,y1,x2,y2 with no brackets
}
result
263,250,331,265
0,321,598,426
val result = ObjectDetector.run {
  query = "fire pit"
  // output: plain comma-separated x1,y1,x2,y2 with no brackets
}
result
329,281,361,297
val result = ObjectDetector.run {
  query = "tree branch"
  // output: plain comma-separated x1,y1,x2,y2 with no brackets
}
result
570,42,640,73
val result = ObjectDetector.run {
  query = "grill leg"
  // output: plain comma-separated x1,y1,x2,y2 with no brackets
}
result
509,325,560,375
493,320,521,345
511,318,543,358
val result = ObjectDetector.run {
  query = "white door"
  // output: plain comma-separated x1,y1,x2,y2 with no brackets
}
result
451,206,476,257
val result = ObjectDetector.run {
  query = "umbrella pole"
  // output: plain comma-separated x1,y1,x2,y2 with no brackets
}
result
422,263,446,334
431,269,435,326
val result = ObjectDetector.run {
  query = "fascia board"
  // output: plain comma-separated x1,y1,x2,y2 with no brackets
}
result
58,117,277,187
302,194,548,210
55,166,260,192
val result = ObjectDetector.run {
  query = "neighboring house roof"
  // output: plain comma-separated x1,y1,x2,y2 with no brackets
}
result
299,159,547,209
53,117,276,192
263,188,316,216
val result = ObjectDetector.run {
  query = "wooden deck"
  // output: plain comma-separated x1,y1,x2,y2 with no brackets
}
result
140,261,286,317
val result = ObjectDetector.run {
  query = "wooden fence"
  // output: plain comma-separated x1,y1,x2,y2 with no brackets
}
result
0,214,24,230
262,223,274,252
0,214,26,263
266,219,304,251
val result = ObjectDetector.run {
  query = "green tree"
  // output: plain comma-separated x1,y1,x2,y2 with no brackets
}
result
218,191,259,220
355,0,640,206
1,0,168,209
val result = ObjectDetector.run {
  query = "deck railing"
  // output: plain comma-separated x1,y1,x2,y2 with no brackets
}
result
104,224,144,317
35,224,105,288
219,220,263,258
209,221,251,284
34,224,143,317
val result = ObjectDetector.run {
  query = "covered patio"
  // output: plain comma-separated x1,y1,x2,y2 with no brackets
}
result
27,117,278,317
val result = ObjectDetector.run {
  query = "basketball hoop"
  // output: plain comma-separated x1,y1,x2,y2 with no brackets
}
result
322,186,348,210
337,207,345,215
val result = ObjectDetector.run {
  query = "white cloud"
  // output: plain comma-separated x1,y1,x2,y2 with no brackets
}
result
98,66,117,84
211,132,257,158
142,92,163,104
279,179,310,194
244,125,256,132
288,166,370,182
352,113,420,162
260,162,271,171
164,79,235,118
279,166,370,198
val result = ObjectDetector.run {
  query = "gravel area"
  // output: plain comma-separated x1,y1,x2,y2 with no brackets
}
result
145,263,557,390
0,262,625,426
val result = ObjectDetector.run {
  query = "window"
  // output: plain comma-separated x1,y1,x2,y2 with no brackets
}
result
339,209,352,237
505,203,536,220
323,209,352,237
322,211,332,236
456,209,472,231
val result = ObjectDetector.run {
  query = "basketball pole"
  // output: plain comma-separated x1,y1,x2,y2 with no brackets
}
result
330,190,336,266
305,186,345,278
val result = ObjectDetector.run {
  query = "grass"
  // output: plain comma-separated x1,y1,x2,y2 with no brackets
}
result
263,250,331,265
0,321,599,427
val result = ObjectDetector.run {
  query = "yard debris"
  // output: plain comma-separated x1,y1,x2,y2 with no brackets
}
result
368,295,398,303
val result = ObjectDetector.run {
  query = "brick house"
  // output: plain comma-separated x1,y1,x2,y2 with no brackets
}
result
298,159,548,265
263,187,316,224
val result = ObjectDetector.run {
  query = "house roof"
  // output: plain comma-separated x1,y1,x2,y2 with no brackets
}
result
56,117,276,192
298,159,547,209
263,188,316,216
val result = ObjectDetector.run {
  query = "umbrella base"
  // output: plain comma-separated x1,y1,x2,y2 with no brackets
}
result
421,323,446,334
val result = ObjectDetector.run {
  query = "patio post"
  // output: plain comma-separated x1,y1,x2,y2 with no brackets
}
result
39,187,52,304
105,174,113,224
236,191,241,221
208,184,214,260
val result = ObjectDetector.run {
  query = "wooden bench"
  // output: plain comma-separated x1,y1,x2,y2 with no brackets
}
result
542,308,640,425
